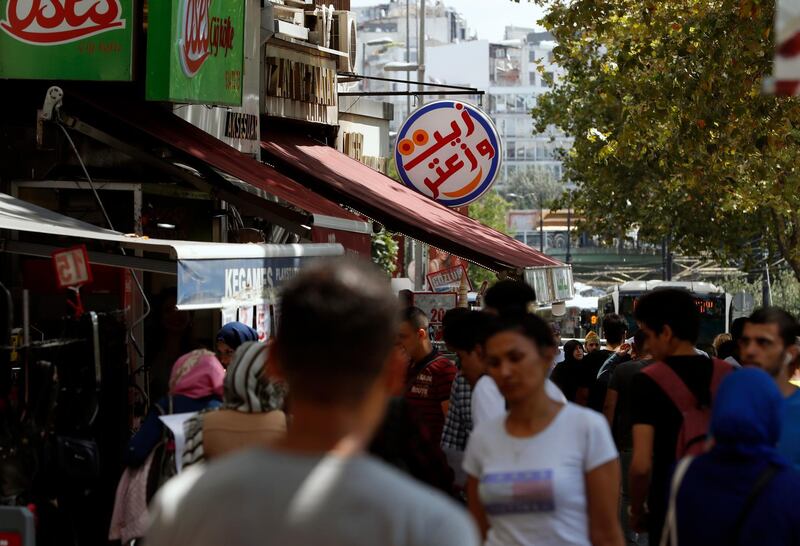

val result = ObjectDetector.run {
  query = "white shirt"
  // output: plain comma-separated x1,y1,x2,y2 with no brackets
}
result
463,404,617,546
472,376,506,427
472,377,567,428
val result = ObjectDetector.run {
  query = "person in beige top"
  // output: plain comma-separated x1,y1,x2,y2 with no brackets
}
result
182,341,288,467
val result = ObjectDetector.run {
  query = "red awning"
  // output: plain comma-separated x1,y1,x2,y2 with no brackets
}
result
261,133,562,272
71,93,364,226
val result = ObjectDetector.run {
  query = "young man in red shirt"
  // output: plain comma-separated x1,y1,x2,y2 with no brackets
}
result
399,307,458,444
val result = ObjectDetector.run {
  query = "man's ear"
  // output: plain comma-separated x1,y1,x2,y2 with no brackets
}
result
266,342,287,381
787,342,800,363
661,324,673,342
474,344,485,359
417,328,427,340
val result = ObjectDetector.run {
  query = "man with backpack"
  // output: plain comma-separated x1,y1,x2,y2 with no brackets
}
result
628,289,733,545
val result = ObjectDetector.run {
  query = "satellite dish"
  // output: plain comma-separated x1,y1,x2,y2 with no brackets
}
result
551,301,567,317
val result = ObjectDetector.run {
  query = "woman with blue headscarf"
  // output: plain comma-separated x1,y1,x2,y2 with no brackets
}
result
216,322,258,368
663,368,800,546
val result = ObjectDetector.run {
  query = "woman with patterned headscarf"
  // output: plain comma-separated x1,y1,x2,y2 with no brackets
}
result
183,341,287,468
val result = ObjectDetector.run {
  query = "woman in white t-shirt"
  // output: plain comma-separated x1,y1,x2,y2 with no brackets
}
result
463,314,623,546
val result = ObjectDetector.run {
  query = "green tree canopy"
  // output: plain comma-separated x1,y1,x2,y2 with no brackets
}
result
468,191,512,286
497,166,565,209
532,0,800,281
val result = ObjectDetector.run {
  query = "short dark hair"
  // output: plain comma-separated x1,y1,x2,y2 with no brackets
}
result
443,311,494,352
602,313,627,345
484,313,556,351
632,328,647,354
484,280,535,317
748,307,799,348
731,317,748,341
442,307,470,346
401,306,429,331
634,288,700,344
716,340,738,361
275,259,399,403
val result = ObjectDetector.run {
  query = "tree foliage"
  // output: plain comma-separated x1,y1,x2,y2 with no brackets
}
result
531,0,800,281
468,191,513,286
497,166,564,209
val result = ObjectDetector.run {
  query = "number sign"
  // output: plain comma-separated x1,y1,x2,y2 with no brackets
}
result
52,245,93,288
412,292,457,343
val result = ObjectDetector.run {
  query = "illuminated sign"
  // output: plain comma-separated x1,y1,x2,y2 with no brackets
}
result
395,100,502,207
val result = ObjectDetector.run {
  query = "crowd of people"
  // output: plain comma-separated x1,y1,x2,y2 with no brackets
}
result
108,259,800,546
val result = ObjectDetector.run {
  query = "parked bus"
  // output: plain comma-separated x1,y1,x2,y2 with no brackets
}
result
597,281,732,349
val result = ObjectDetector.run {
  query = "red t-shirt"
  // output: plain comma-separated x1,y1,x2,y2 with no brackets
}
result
404,351,457,444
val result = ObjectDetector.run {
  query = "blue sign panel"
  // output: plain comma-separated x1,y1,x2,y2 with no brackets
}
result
177,257,313,309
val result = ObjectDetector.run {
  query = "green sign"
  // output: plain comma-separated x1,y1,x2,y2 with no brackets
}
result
146,0,244,106
0,0,134,80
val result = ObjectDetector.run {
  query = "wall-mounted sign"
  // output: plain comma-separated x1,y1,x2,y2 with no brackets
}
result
768,0,800,95
146,0,245,105
0,0,134,80
412,292,457,344
52,245,93,288
262,44,338,124
524,266,574,305
395,100,502,207
427,264,471,293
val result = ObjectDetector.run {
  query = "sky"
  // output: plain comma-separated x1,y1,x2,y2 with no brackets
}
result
349,0,547,42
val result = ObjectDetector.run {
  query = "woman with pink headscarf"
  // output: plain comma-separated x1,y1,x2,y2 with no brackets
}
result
126,350,225,466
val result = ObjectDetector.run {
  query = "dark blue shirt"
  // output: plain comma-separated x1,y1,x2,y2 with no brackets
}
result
675,453,800,545
126,394,222,467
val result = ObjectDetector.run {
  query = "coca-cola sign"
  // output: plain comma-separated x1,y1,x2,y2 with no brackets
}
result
146,0,243,105
0,0,133,80
179,0,209,77
178,0,236,78
0,0,126,45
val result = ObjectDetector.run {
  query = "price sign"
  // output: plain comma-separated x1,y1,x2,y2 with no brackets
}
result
51,245,93,289
427,264,471,293
412,292,457,343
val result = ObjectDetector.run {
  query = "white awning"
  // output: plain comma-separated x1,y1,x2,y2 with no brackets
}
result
0,192,343,260
0,192,344,309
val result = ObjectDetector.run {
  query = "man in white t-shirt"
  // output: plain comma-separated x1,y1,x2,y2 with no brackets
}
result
146,260,479,546
445,311,566,429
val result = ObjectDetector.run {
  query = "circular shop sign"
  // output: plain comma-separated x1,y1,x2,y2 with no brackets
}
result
395,100,502,207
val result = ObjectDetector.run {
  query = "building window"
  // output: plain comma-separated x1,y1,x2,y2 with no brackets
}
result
506,141,517,159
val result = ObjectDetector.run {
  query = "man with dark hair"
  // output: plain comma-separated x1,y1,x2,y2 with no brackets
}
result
628,289,733,544
399,307,458,444
440,308,478,491
146,259,478,546
741,307,800,469
604,329,652,546
482,280,567,404
578,313,627,409
483,279,536,317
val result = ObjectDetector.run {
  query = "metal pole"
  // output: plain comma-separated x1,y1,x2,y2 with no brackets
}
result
362,42,367,91
666,234,673,281
566,206,572,264
661,237,667,281
763,250,773,306
412,0,427,291
539,193,544,253
418,0,425,95
406,0,410,115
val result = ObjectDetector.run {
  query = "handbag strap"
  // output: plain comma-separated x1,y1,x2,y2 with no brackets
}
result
727,463,781,544
660,456,695,546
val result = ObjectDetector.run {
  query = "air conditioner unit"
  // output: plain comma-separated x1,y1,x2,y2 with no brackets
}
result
332,10,358,73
